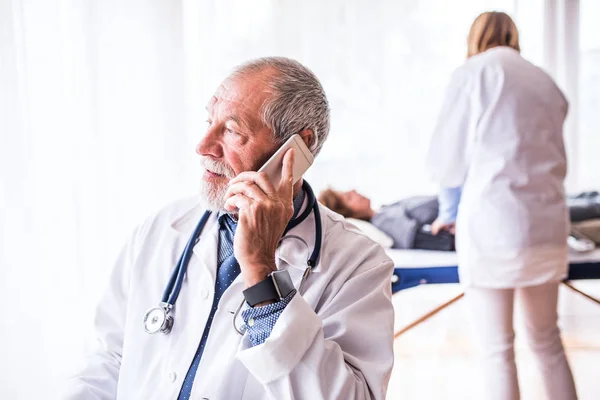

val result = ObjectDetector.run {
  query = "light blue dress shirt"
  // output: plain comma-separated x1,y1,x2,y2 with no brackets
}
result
437,186,462,223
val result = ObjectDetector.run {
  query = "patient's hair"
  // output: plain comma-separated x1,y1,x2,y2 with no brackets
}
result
467,11,520,58
318,189,354,218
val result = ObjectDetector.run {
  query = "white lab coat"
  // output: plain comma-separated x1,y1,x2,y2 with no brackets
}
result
64,196,395,399
427,47,570,288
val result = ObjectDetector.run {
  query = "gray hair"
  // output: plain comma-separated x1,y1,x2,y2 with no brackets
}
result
230,57,330,156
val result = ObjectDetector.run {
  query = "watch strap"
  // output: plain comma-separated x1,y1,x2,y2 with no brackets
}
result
243,270,295,307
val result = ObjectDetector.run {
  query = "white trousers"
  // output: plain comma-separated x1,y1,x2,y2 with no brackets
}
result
466,283,577,400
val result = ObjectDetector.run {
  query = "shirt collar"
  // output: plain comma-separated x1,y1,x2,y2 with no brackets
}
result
291,188,306,219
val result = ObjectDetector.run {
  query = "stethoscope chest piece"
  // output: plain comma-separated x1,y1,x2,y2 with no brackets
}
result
143,302,174,334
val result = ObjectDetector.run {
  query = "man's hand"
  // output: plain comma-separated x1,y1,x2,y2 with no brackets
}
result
431,218,456,235
224,149,296,288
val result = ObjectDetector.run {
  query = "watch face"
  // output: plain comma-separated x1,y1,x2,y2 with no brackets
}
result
144,307,166,334
272,269,295,298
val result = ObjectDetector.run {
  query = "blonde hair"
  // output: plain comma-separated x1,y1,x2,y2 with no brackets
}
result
318,188,353,218
467,11,520,58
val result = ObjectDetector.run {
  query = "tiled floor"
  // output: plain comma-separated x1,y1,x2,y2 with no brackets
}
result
388,284,600,399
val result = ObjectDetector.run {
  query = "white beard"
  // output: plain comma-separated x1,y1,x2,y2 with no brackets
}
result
198,157,236,212
198,178,229,212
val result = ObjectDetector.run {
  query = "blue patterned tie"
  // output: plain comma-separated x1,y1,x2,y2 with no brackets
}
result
215,215,241,295
178,215,240,399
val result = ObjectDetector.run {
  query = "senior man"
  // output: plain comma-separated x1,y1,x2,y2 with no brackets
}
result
65,57,394,400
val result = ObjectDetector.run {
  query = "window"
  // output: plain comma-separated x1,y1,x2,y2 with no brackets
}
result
578,0,600,190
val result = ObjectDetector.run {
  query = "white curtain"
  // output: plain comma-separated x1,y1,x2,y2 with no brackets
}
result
1,0,597,398
1,0,191,398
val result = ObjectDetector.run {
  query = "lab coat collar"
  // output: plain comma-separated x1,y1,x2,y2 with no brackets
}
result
169,199,209,235
168,198,319,273
169,201,219,284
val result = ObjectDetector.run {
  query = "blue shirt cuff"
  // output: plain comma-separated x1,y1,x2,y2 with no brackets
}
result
438,186,462,223
241,290,296,346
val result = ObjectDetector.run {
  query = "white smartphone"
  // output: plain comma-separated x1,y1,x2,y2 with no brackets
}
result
258,134,314,184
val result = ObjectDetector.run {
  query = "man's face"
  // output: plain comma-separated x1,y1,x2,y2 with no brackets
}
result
197,72,278,211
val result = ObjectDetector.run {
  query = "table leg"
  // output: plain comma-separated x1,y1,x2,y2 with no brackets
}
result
562,281,600,305
394,292,465,339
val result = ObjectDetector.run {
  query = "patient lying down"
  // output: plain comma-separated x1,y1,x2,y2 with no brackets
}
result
319,188,600,253
318,189,455,251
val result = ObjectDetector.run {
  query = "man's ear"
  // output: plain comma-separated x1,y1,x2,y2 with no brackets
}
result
298,128,314,149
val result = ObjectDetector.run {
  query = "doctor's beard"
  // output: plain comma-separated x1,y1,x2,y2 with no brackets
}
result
198,157,236,212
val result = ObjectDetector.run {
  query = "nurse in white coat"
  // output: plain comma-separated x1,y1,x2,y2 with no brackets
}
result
64,57,395,399
427,12,577,400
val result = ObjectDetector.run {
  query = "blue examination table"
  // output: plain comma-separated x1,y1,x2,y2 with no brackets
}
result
389,249,600,337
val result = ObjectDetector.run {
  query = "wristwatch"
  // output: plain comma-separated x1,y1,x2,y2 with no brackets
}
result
243,270,295,307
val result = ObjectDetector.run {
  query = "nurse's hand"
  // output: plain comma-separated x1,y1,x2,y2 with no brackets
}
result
431,218,456,235
224,149,296,289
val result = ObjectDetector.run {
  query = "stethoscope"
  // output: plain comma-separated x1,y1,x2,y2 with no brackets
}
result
143,181,322,335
